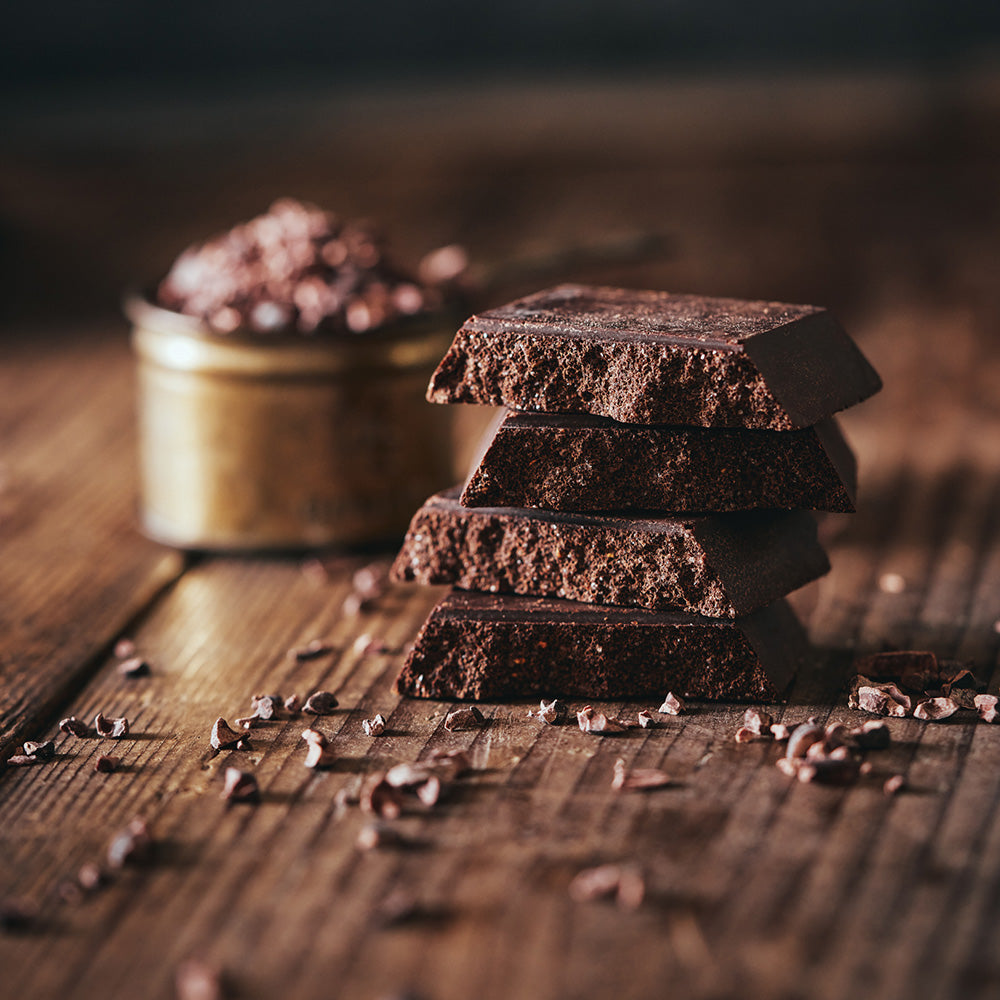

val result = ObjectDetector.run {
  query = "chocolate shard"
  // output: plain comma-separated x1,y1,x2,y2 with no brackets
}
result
391,487,829,618
394,591,806,702
460,411,856,514
427,284,881,430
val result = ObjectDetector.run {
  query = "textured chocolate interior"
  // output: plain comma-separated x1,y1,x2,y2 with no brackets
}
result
395,591,806,702
428,284,881,429
461,411,857,514
392,487,829,617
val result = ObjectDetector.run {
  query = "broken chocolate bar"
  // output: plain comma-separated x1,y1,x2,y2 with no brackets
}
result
394,592,806,702
461,411,856,513
392,487,829,617
427,284,881,429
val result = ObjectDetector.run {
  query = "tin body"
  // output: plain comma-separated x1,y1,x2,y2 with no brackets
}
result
126,295,456,550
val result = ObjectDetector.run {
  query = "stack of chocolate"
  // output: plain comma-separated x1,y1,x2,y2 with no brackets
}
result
391,285,881,702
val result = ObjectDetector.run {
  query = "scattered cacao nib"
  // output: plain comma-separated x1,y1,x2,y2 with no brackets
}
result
414,775,442,807
362,714,387,737
210,718,244,751
284,693,302,713
770,723,792,741
637,710,656,729
611,757,671,791
353,633,389,657
883,774,906,796
786,720,824,759
733,727,759,744
59,716,91,737
577,706,627,734
0,899,38,933
357,822,405,851
658,692,684,716
823,722,852,750
878,572,906,594
528,699,567,724
947,687,979,711
114,638,137,659
292,639,334,662
942,667,983,697
303,691,339,715
251,694,282,720
22,740,55,760
913,697,960,722
775,758,799,777
444,706,485,732
975,694,999,724
743,707,773,736
107,817,153,868
850,676,911,717
94,755,120,774
353,563,389,601
851,719,891,750
361,773,403,820
568,863,644,910
222,767,259,803
342,592,368,617
797,757,861,786
175,957,223,1000
6,755,40,766
78,863,105,891
118,657,151,679
301,729,336,769
235,737,252,751
94,713,129,739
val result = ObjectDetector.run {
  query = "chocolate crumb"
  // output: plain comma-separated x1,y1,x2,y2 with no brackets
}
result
107,817,153,868
636,710,656,729
444,706,484,731
975,694,999,724
850,677,911,717
770,723,792,741
852,719,891,750
222,767,259,803
94,755,120,774
251,694,282,720
94,713,129,739
284,693,302,713
292,639,334,662
210,718,243,751
59,717,91,737
361,774,403,819
658,692,684,716
568,863,645,910
22,740,55,760
733,727,758,744
577,706,627,734
301,729,336,769
742,707,773,736
363,714,387,737
883,774,906,796
528,699,567,724
913,697,960,722
303,691,339,715
611,757,671,791
118,657,151,679
786,720,824,759
175,957,223,1000
114,638,137,659
78,863,104,891
357,822,404,851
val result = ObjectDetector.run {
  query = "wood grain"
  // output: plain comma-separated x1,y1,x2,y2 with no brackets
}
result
3,74,1000,1000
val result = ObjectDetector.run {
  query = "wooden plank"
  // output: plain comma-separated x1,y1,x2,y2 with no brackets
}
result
0,326,185,761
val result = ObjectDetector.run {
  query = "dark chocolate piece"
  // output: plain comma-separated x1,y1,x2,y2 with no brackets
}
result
460,411,856,514
427,284,881,430
394,592,806,702
392,487,829,617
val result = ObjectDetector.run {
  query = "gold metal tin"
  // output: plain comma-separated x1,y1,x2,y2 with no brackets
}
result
125,294,456,551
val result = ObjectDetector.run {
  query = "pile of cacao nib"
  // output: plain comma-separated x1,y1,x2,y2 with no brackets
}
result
849,650,996,723
156,198,467,336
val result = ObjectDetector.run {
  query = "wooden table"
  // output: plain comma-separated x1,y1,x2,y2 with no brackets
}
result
2,73,1000,1000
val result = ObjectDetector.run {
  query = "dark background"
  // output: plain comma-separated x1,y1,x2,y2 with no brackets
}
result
3,1,1000,329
